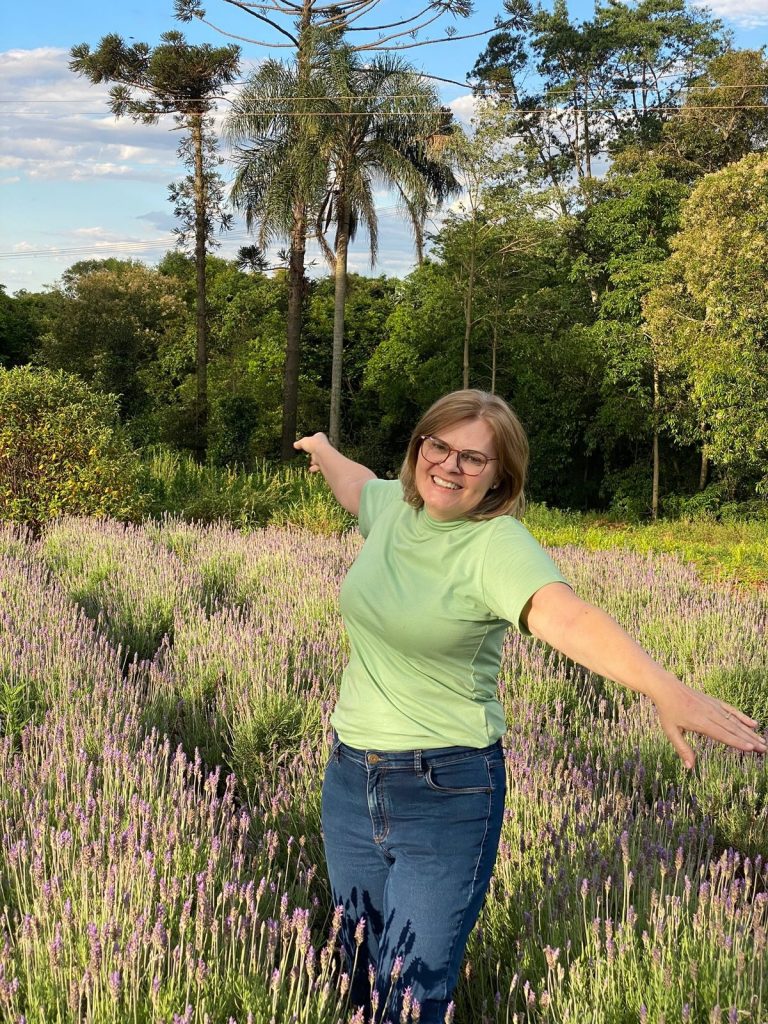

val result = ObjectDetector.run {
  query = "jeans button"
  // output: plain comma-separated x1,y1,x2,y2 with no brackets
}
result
367,753,381,765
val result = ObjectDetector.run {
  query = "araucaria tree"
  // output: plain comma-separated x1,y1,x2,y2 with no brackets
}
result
70,32,240,457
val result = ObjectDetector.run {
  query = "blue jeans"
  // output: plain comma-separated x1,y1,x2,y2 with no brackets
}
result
321,736,506,1024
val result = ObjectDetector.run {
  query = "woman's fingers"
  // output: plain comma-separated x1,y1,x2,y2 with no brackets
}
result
655,684,767,767
703,696,765,749
660,721,696,770
718,700,758,728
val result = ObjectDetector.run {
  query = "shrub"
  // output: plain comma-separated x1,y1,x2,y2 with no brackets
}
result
139,446,283,527
0,366,144,528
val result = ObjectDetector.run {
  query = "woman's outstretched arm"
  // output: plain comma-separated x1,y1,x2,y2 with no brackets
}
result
294,433,376,517
522,582,767,769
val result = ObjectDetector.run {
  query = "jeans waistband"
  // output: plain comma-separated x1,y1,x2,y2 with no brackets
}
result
333,735,503,770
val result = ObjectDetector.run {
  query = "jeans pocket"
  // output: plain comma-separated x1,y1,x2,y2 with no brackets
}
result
324,736,342,771
423,755,493,795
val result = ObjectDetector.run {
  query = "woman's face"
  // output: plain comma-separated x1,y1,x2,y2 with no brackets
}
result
414,417,499,522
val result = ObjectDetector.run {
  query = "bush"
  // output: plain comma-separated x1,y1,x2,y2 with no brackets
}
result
140,446,355,532
139,446,288,527
0,366,144,528
662,484,768,523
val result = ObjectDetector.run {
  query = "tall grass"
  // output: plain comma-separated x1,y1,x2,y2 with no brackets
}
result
140,448,353,534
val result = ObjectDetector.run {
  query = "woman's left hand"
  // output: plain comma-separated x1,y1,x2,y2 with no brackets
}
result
525,582,767,770
651,678,765,770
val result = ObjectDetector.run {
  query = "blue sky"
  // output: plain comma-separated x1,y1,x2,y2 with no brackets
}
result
1,0,766,294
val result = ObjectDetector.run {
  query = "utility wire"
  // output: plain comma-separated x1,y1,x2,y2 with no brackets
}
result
4,82,767,103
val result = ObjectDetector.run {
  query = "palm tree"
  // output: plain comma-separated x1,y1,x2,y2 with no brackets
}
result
316,48,459,447
224,56,330,460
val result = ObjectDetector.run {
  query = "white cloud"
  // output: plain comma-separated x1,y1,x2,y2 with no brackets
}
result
693,0,768,27
0,48,187,184
449,93,477,127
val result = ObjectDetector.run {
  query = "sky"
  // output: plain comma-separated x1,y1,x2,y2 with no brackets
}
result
1,0,767,295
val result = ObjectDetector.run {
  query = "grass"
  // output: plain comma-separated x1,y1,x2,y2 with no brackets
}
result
522,504,768,589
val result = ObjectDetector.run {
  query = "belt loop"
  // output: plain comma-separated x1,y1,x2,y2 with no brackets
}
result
413,749,422,773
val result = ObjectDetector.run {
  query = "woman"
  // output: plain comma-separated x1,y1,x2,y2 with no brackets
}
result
294,390,765,1024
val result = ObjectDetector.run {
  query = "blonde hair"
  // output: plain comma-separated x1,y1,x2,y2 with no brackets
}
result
400,390,529,520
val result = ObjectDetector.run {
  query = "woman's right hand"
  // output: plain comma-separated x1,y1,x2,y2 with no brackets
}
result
292,434,375,515
294,432,331,472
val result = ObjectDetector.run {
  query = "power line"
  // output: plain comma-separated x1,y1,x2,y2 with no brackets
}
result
1,103,767,119
4,82,767,105
4,94,457,102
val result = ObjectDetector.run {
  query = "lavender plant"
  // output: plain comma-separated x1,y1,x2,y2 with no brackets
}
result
0,518,764,1023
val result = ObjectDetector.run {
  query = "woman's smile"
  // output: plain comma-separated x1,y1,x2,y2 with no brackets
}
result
415,418,497,521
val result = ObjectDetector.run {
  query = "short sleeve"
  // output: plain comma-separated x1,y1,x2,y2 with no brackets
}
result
358,479,405,538
482,517,569,635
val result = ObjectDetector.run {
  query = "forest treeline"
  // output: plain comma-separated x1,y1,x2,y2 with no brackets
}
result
2,0,768,519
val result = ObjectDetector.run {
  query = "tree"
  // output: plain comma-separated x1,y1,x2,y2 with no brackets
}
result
661,49,768,176
39,260,188,432
572,163,689,517
0,287,48,368
314,47,458,446
428,121,549,390
0,366,144,529
471,0,726,211
224,54,331,461
644,154,768,496
362,231,599,506
177,0,481,459
70,31,240,457
175,0,479,60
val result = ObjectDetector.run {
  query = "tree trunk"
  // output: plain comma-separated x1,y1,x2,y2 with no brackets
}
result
583,75,592,180
490,261,503,395
281,203,307,461
651,364,660,520
280,0,314,462
329,193,350,450
491,322,497,395
699,445,709,491
192,110,208,459
463,278,474,390
463,234,477,390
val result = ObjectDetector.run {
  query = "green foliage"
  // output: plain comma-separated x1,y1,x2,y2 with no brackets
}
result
0,286,48,368
40,260,188,424
0,366,144,528
140,447,284,527
524,501,768,588
229,690,322,779
139,446,354,533
269,483,354,535
645,153,768,491
662,49,768,176
0,672,38,746
472,0,726,208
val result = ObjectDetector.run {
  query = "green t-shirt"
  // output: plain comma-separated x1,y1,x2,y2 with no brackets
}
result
333,479,568,750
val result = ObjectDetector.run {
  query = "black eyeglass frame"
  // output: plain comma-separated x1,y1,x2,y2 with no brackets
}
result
418,434,498,476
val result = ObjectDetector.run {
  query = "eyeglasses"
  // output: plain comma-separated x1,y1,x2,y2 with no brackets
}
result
419,435,498,476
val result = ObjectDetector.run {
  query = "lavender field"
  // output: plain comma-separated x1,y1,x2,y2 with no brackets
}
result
0,516,766,1024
